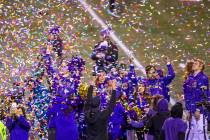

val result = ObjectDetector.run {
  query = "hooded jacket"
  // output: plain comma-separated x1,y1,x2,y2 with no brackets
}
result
147,99,170,140
85,85,117,140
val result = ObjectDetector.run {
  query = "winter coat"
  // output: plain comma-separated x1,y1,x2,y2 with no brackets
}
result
85,85,117,140
147,99,170,140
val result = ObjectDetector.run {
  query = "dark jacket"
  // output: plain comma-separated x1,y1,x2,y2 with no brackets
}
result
85,85,117,140
147,99,170,140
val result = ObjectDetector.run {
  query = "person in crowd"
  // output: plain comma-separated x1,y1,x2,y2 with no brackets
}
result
147,98,170,140
183,58,209,112
54,99,79,140
125,63,139,102
183,58,209,140
161,102,187,140
91,39,109,74
6,106,30,140
134,79,150,109
145,57,175,101
126,104,149,140
147,94,164,118
0,109,6,140
95,68,114,111
133,79,151,140
91,30,118,75
105,37,119,71
187,109,208,140
125,101,140,140
125,94,164,140
108,95,126,140
107,0,120,17
26,77,50,138
47,96,64,140
85,79,117,140
48,26,63,63
3,25,210,140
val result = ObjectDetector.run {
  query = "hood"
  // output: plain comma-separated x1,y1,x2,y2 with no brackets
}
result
157,98,169,112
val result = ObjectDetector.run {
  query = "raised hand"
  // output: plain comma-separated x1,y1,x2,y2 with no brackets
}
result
111,79,117,90
89,76,96,86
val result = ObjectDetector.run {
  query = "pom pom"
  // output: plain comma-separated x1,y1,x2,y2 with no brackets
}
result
100,26,112,37
133,106,142,117
78,83,88,99
49,26,61,34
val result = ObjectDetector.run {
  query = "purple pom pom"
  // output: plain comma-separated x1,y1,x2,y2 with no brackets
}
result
49,26,61,34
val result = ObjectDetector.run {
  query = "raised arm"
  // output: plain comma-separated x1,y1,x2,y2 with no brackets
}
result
87,85,93,102
130,120,144,128
106,90,116,114
84,85,94,111
163,57,175,85
102,80,117,119
90,43,100,61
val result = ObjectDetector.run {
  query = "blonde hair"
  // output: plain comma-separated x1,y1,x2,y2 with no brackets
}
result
183,61,194,80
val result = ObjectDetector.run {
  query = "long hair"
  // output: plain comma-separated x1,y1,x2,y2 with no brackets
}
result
17,106,26,118
134,83,146,100
152,94,164,111
183,61,194,80
95,76,100,87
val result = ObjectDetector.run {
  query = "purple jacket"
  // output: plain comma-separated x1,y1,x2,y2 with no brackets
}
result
146,64,175,100
183,72,209,112
109,102,126,125
108,102,126,140
55,111,78,140
127,64,138,86
6,116,30,140
162,117,187,140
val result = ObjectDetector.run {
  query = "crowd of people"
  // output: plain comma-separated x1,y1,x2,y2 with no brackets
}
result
0,25,209,140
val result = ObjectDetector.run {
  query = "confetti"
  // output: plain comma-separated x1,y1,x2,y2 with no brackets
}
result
0,0,209,139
